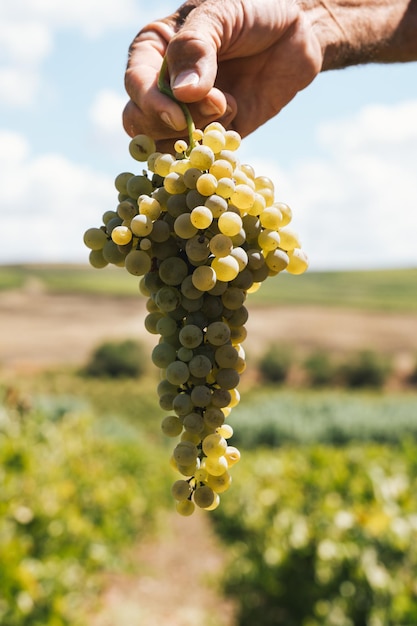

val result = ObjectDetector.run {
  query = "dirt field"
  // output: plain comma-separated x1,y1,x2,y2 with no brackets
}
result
2,288,417,372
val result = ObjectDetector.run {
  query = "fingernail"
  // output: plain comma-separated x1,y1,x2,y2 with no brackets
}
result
161,111,178,130
172,70,199,90
200,100,224,117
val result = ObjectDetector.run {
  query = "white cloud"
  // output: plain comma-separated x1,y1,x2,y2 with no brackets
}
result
0,0,178,107
249,99,417,270
0,130,114,262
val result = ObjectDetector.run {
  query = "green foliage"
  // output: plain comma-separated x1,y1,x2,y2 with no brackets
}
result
303,350,337,387
213,444,417,626
258,345,293,384
82,339,146,379
338,350,391,389
229,389,417,447
0,392,171,626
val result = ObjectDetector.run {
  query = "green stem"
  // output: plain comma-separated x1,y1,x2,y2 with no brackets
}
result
158,58,196,151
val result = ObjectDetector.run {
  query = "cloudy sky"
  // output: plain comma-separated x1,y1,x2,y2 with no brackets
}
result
1,0,417,270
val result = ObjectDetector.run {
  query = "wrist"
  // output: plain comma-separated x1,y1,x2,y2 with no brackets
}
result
298,0,417,70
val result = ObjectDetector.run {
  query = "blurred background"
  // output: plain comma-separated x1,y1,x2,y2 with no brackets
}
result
1,1,417,625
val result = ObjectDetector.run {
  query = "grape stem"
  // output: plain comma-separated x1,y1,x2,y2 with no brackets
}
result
158,58,196,152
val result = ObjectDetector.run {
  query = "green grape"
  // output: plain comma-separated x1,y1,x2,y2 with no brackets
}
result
205,455,228,476
204,193,227,218
138,196,161,220
164,171,187,195
210,388,232,409
216,177,235,199
215,368,240,390
206,321,231,346
150,219,170,243
196,173,217,196
179,324,203,349
159,256,188,286
125,250,152,276
151,342,177,368
221,287,246,310
102,240,125,265
189,144,215,170
225,445,241,467
117,199,138,220
173,441,199,466
230,183,255,211
144,311,164,334
265,248,290,272
188,354,212,378
190,206,213,229
154,153,175,176
287,248,309,274
206,471,232,493
155,286,181,312
176,499,195,516
211,255,239,282
173,393,194,417
209,233,233,258
114,172,134,194
161,415,183,437
191,265,216,291
224,129,241,150
126,174,153,199
171,480,192,501
215,344,239,368
190,384,212,407
185,235,210,263
193,485,215,509
130,214,153,237
183,412,205,434
174,213,198,239
83,227,108,250
203,406,225,429
89,249,108,268
129,134,156,161
156,315,178,337
279,226,302,251
183,167,202,189
218,212,242,237
111,225,132,246
166,360,190,385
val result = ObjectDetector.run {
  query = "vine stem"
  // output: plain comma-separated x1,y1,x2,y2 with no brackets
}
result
158,57,196,152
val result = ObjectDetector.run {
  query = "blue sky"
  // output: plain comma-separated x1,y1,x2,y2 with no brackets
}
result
1,0,417,270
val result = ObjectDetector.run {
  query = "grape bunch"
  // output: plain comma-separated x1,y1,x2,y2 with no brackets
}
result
83,122,308,515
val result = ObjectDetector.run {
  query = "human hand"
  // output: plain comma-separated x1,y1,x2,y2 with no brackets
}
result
123,0,323,149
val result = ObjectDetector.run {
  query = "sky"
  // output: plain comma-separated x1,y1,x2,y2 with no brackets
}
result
1,0,417,271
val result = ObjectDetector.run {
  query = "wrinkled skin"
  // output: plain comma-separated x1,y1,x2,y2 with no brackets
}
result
123,0,323,151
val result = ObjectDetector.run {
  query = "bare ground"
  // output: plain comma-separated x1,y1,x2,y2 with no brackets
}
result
2,288,417,372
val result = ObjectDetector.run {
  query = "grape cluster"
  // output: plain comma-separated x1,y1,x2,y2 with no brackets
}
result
83,122,308,515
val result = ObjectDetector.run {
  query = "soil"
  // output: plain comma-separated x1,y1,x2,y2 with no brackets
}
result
2,288,417,372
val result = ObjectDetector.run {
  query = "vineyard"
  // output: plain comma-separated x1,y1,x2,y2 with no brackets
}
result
1,265,417,625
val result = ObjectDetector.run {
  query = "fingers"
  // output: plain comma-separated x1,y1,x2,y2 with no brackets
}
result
123,2,235,141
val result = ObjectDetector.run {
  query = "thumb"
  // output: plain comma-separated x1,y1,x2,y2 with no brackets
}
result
166,8,221,103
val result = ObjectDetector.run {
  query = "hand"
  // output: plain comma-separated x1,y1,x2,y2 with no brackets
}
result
123,0,323,149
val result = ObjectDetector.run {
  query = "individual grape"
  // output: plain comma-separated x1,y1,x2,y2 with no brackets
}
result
183,412,205,435
154,153,175,177
218,424,234,439
161,415,183,437
193,485,215,509
174,139,188,154
275,201,293,226
144,311,164,334
89,249,108,268
188,354,212,378
171,480,192,501
183,167,202,189
265,248,290,273
215,344,239,368
224,129,241,150
196,173,217,196
215,368,240,390
202,129,226,152
164,171,187,194
179,324,203,349
177,346,193,362
190,266,216,292
111,225,132,246
159,256,189,286
211,255,240,282
190,384,212,407
151,342,177,368
221,287,246,310
130,214,153,237
155,286,181,312
218,212,242,237
202,433,227,458
205,455,228,476
189,144,215,170
126,174,153,199
287,248,309,275
210,388,232,409
150,219,171,243
185,235,210,263
230,184,255,211
278,226,301,251
125,250,152,276
173,441,199,466
206,471,232,493
216,177,236,199
206,321,231,346
173,393,194,417
190,206,213,229
83,227,108,250
102,240,126,265
129,134,156,161
117,199,137,220
176,499,195,516
258,228,280,251
225,446,241,467
138,196,161,219
209,233,233,258
174,213,198,239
